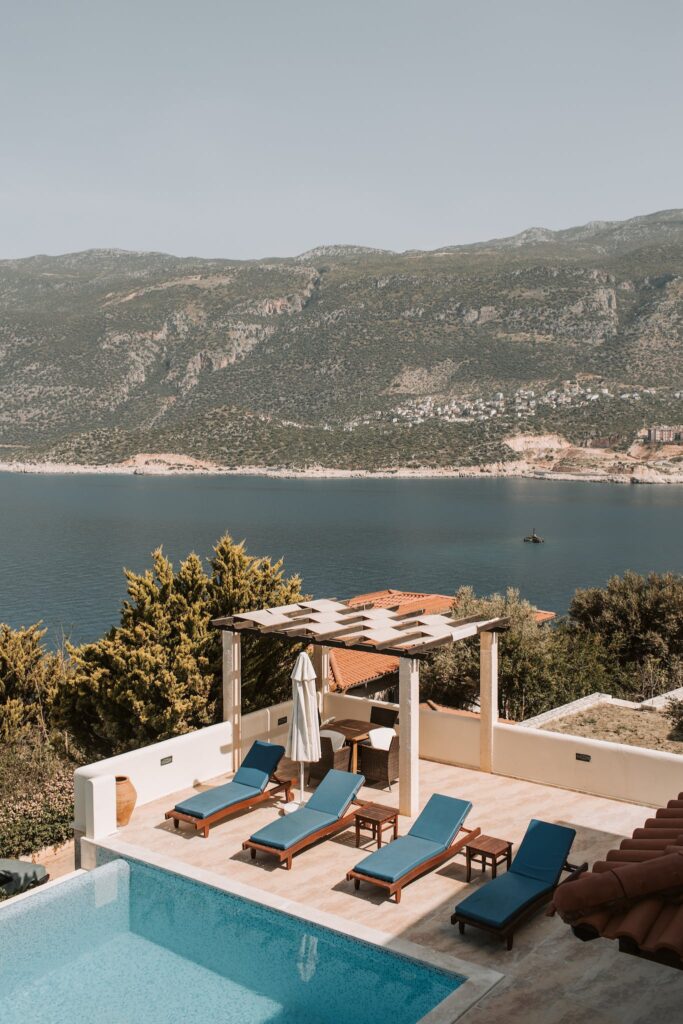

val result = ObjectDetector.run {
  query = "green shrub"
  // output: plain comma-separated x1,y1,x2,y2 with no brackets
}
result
665,698,683,736
0,742,74,858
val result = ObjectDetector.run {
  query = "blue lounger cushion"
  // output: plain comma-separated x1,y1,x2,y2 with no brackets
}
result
173,740,285,819
353,836,443,883
306,769,365,818
408,795,472,848
454,819,576,928
234,740,285,792
454,871,551,928
511,819,576,885
174,781,262,820
249,808,336,850
352,793,472,882
249,770,364,851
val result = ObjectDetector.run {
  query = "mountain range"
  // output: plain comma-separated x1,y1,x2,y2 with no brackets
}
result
1,209,682,471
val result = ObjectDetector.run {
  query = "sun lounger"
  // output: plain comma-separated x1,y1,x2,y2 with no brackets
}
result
346,794,478,903
165,740,290,838
0,858,49,897
451,818,576,949
242,769,364,870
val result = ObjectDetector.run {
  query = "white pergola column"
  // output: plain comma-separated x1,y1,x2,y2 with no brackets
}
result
479,630,499,773
398,657,420,818
222,631,242,771
311,644,330,715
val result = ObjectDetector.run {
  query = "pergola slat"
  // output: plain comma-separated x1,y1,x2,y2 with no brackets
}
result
211,600,510,659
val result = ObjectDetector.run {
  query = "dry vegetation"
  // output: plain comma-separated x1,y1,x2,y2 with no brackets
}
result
541,704,683,755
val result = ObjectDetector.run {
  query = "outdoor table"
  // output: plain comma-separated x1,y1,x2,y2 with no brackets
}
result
329,718,382,773
465,834,513,881
354,803,399,849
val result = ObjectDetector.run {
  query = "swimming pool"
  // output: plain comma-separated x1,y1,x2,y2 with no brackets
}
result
0,859,465,1023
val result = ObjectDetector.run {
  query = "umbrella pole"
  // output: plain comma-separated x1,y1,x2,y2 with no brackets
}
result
299,762,305,806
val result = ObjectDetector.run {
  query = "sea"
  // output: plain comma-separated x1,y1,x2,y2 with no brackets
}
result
0,472,681,645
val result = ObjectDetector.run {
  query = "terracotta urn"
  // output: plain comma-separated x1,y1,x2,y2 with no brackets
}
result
115,775,137,826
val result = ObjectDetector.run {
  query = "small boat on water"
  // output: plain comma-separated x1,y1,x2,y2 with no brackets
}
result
523,528,544,544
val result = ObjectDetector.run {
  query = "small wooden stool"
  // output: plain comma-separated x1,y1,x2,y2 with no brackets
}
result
465,835,512,881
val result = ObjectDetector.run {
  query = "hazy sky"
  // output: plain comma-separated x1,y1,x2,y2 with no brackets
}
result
1,0,681,259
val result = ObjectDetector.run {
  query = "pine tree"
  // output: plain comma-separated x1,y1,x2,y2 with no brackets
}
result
58,534,304,758
0,622,66,742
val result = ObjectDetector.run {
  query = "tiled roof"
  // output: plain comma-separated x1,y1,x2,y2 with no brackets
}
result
348,588,555,624
330,591,453,690
327,589,554,691
347,589,454,616
533,609,556,624
553,793,683,968
329,648,399,692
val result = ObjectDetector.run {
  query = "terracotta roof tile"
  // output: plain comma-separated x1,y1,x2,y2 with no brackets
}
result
553,791,683,967
329,648,399,692
328,588,554,692
348,588,555,623
347,589,455,616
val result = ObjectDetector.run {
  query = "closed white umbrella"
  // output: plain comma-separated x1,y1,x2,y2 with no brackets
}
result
286,651,322,806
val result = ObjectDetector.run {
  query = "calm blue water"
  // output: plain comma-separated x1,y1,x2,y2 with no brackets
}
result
0,472,681,644
0,859,462,1024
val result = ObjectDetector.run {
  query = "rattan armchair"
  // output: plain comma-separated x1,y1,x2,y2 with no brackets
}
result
308,736,351,784
359,734,399,790
370,706,399,729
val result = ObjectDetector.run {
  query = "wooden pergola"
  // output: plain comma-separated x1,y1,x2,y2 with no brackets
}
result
213,598,509,816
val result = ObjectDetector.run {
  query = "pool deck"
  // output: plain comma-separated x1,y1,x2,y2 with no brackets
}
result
108,759,683,1023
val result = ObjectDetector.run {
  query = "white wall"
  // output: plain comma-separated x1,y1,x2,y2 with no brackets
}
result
494,722,683,807
324,691,384,722
74,720,235,837
419,707,481,769
240,699,293,749
74,700,297,841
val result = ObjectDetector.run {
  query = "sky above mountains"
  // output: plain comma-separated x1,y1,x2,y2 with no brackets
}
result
2,0,682,260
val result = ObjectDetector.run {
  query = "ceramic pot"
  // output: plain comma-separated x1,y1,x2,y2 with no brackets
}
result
115,775,137,826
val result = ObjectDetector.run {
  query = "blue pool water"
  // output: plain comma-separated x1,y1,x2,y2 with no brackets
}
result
0,860,464,1023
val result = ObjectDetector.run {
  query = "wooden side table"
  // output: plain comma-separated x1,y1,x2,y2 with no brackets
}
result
354,803,399,849
465,835,512,881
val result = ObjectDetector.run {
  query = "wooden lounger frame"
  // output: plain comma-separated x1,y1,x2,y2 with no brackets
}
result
165,776,293,839
346,825,481,904
242,801,363,870
451,860,588,949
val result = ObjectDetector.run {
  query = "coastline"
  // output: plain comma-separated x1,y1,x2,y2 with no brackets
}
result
1,450,683,485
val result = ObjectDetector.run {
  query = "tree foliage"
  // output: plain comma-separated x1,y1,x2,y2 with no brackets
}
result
568,571,683,699
57,534,303,758
421,587,556,720
0,623,67,743
421,586,615,721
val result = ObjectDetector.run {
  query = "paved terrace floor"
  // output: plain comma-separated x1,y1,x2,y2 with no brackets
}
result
118,760,683,1024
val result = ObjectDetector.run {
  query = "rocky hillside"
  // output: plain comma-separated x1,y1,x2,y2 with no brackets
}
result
1,210,683,470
